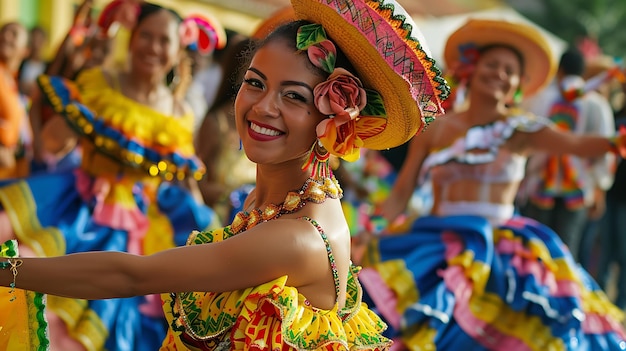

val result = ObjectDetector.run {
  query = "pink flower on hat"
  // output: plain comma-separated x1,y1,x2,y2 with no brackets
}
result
314,68,367,123
314,68,368,160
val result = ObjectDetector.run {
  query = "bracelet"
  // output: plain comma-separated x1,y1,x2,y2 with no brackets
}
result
0,258,23,301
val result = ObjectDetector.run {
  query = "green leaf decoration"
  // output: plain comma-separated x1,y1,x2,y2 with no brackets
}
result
360,89,387,117
296,23,328,50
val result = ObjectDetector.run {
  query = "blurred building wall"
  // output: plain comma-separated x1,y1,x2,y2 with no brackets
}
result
0,0,261,61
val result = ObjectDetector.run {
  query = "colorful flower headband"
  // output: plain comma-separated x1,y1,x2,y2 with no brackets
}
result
296,23,387,162
179,14,227,55
97,0,225,55
448,43,480,86
97,0,141,37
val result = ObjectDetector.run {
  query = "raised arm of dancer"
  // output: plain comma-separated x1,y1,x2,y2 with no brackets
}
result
521,125,624,158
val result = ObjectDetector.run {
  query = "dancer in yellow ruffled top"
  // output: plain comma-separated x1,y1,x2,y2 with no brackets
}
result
0,2,224,350
0,0,450,350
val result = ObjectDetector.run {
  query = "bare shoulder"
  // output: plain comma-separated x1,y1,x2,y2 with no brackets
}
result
417,110,465,147
261,200,348,242
428,111,458,131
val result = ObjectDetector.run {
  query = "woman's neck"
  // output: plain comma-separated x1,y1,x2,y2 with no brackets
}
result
253,162,314,208
464,95,510,125
121,70,166,103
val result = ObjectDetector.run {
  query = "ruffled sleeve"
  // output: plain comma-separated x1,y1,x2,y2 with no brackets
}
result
36,68,204,181
161,228,391,350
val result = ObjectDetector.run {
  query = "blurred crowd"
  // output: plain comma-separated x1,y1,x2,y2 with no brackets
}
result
0,0,625,349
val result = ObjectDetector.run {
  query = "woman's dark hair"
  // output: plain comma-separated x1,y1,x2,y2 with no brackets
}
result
208,35,257,112
135,2,183,29
479,43,526,76
558,48,585,76
259,20,356,80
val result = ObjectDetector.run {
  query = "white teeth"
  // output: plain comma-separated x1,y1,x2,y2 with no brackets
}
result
250,122,281,136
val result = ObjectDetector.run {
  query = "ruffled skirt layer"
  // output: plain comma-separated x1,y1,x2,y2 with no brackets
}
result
361,215,626,350
0,170,217,351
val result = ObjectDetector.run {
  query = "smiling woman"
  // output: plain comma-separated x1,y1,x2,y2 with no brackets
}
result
0,0,450,350
235,37,327,165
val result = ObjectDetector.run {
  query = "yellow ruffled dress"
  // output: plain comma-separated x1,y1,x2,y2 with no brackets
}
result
161,225,391,350
0,67,218,351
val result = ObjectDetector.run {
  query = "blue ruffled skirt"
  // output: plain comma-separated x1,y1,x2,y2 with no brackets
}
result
0,170,217,351
361,215,626,350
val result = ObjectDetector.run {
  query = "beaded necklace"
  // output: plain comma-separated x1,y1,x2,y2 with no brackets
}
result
230,177,342,234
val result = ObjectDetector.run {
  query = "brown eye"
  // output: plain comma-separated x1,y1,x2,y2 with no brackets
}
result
285,92,307,103
244,78,263,89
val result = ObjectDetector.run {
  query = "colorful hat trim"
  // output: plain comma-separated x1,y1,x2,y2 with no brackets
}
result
291,0,450,151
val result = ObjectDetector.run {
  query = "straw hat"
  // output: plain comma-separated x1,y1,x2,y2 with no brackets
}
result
444,18,556,97
291,0,449,150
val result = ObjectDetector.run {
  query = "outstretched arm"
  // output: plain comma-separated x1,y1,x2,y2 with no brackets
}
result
0,218,331,300
524,126,619,158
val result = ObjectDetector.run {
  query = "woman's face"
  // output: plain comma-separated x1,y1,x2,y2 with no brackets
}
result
470,46,523,102
0,23,28,64
128,10,180,78
234,39,327,166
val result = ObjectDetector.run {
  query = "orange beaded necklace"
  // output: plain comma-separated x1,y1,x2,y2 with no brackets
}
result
230,177,342,234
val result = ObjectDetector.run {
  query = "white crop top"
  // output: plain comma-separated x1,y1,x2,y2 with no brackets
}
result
419,112,551,222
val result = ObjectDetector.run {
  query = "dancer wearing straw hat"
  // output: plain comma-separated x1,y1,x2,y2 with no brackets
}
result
0,0,449,349
360,18,626,350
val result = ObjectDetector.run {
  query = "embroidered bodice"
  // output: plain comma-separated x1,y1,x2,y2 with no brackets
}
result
420,113,550,222
160,220,390,350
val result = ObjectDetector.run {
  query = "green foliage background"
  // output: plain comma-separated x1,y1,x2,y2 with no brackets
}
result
507,0,626,58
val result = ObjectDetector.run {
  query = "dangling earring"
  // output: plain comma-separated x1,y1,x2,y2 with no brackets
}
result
302,140,331,180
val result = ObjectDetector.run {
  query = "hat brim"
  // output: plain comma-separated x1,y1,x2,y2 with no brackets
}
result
291,0,449,150
444,19,556,97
